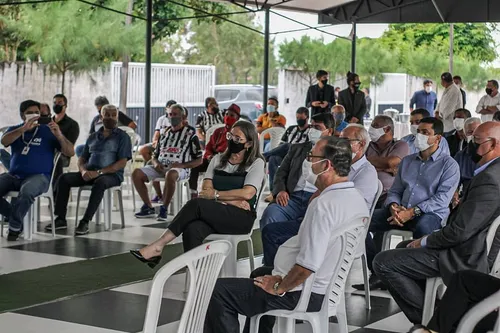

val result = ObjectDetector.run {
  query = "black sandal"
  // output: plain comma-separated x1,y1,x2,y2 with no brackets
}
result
130,249,162,269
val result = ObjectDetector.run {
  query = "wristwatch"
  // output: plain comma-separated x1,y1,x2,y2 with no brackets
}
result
414,206,422,217
273,281,286,297
97,170,103,175
214,190,220,201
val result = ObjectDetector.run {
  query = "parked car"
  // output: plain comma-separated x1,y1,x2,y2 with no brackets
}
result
215,84,278,122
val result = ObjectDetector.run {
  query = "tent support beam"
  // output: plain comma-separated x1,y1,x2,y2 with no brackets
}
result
145,0,153,141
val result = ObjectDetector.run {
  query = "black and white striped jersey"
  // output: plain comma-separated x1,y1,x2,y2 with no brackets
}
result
196,110,224,133
281,125,311,144
154,125,202,168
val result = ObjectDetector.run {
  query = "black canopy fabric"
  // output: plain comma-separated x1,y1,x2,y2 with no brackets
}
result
319,0,500,24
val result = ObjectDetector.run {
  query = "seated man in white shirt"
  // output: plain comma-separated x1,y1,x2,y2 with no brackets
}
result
476,79,500,122
261,124,378,266
204,136,370,333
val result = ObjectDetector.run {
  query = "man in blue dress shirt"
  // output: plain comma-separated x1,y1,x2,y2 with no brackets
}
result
356,117,460,291
410,80,438,112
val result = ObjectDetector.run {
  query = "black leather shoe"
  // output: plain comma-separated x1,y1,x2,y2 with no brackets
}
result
352,275,387,291
130,249,162,269
7,229,21,241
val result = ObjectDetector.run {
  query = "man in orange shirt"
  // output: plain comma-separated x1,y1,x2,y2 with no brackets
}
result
256,97,286,151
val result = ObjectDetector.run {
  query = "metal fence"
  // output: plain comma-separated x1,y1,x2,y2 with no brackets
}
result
110,62,216,108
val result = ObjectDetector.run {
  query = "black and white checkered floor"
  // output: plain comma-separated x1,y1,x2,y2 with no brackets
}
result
0,187,412,333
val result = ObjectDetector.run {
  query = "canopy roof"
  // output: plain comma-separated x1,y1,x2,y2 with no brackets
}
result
209,0,356,14
318,0,500,25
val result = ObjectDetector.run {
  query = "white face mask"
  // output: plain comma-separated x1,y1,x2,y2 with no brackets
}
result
302,159,328,186
25,113,39,123
453,118,465,131
267,105,276,113
425,86,432,93
410,124,419,135
414,133,434,152
466,135,473,143
368,126,386,142
308,128,323,144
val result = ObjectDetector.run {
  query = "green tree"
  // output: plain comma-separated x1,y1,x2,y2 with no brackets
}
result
21,1,144,93
0,2,28,62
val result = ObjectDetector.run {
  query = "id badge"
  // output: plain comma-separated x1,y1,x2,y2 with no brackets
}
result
21,146,30,155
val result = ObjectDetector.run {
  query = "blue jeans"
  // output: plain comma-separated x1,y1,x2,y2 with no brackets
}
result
262,219,301,266
0,173,49,232
263,143,290,192
259,190,313,230
0,149,11,170
75,144,85,158
365,206,442,272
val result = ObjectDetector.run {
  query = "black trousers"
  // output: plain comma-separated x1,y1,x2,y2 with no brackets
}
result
54,172,121,222
204,266,324,333
168,198,256,252
427,270,499,333
188,158,210,191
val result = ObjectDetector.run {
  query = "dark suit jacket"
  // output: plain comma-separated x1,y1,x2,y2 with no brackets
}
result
445,131,465,157
338,88,367,124
272,141,313,197
426,158,500,284
305,84,336,117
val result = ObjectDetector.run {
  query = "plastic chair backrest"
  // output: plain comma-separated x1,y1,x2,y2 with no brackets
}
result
205,124,225,144
370,180,384,217
456,289,500,333
49,152,62,185
291,217,368,314
259,127,286,153
487,215,500,253
142,240,232,333
252,172,267,212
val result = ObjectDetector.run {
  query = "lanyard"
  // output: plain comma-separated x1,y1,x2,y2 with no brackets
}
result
22,127,39,147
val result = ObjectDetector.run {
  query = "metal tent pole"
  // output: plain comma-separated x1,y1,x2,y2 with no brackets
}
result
351,20,357,73
263,7,270,112
145,0,153,141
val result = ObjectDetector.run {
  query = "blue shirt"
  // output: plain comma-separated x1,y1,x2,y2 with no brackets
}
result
410,90,438,112
454,147,476,183
474,157,500,176
336,121,348,132
386,143,460,220
401,134,451,156
82,127,132,181
4,124,60,179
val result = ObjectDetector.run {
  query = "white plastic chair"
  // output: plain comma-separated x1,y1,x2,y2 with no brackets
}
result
1,152,61,240
204,176,267,277
259,127,286,154
75,185,125,231
142,240,232,333
422,215,500,325
456,289,500,333
354,180,383,309
249,217,369,333
150,178,190,216
205,123,225,145
381,229,413,251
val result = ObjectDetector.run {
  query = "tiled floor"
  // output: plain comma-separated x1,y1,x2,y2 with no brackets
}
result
0,186,413,332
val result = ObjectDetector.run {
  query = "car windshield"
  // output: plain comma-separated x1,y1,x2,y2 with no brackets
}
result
245,88,278,101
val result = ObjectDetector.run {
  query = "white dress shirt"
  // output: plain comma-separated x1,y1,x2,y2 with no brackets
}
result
476,93,500,122
349,156,379,210
436,84,463,132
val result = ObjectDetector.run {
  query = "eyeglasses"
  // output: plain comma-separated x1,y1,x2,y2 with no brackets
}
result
226,132,247,144
306,153,326,162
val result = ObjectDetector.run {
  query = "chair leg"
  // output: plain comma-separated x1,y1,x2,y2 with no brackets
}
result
105,190,111,231
422,279,439,325
337,296,349,333
36,197,41,223
131,176,136,211
75,189,82,227
48,196,55,237
24,206,32,240
117,190,125,228
381,233,390,251
276,317,295,333
247,238,255,272
1,215,3,237
361,253,371,309
220,241,238,278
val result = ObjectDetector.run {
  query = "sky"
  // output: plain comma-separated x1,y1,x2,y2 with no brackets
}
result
256,9,500,66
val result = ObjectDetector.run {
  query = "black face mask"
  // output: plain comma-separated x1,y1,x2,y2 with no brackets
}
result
321,79,328,86
170,116,182,127
486,88,493,96
228,140,246,154
297,118,307,127
469,140,491,164
103,118,117,129
353,83,361,90
53,104,64,114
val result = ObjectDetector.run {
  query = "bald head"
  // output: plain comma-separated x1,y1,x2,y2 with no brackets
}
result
473,121,500,165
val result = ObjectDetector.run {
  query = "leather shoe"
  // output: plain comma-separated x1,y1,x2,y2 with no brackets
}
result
352,275,387,291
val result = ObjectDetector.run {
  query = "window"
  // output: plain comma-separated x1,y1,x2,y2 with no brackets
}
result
245,89,263,101
215,89,239,102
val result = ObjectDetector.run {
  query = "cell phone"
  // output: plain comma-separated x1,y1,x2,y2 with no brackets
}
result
38,116,52,125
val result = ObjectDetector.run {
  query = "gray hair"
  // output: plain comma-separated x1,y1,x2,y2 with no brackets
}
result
332,104,346,113
345,123,370,153
464,117,481,130
374,115,394,134
170,104,187,117
101,104,118,115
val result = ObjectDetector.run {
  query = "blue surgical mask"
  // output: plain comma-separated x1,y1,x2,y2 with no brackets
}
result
267,105,276,113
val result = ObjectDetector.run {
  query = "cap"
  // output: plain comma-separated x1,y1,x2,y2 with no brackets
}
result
166,100,177,107
226,103,241,115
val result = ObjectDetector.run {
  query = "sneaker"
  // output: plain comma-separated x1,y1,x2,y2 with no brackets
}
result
157,205,168,221
45,217,67,231
75,220,89,235
151,195,162,204
7,229,21,241
135,204,156,218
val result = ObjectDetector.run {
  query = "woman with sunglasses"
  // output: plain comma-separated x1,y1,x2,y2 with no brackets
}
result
131,120,265,268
